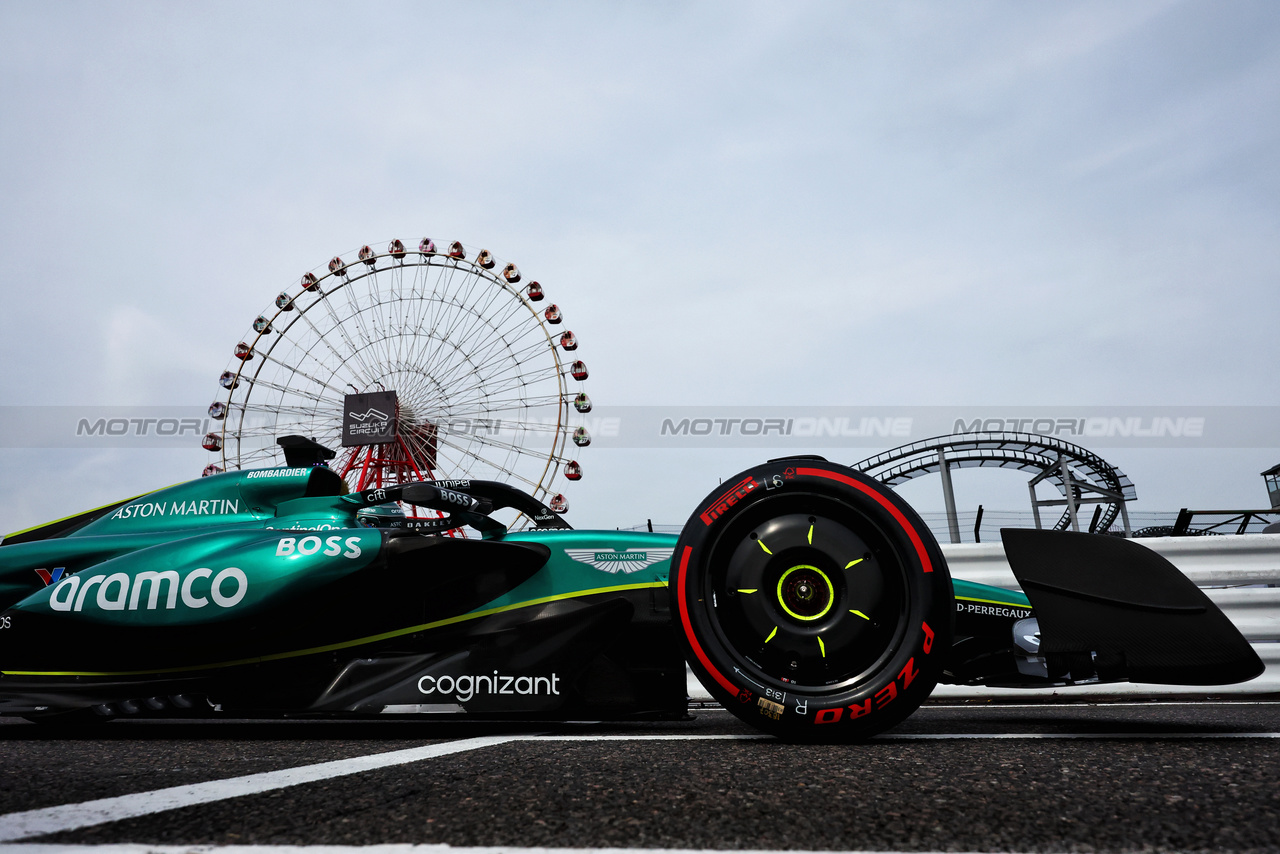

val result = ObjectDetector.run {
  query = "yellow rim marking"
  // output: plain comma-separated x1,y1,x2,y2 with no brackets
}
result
765,626,778,643
776,565,835,621
850,609,870,620
818,636,826,657
845,558,864,569
2,581,668,677
807,524,813,544
757,539,772,555
737,588,758,594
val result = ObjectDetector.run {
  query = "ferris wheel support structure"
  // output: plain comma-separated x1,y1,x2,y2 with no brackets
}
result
203,238,592,528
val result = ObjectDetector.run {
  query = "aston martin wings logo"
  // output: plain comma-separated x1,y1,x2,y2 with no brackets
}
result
565,547,675,574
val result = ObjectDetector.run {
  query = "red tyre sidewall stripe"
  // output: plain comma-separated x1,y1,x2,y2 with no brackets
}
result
795,467,933,574
676,545,738,696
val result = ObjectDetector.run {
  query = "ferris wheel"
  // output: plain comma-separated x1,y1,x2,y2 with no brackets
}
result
202,238,591,519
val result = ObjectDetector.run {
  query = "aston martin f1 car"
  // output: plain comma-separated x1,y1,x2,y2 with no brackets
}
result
0,448,1263,740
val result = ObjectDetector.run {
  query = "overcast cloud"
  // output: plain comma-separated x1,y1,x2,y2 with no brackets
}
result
1,1,1277,533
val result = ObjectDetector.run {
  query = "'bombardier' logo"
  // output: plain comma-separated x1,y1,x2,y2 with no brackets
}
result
565,547,674,574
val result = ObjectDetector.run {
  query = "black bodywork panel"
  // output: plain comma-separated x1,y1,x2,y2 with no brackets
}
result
1002,528,1263,685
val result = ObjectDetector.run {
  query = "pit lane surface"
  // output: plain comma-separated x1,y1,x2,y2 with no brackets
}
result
0,702,1277,853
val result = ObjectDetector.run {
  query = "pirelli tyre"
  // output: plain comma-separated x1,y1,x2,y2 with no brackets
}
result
673,458,953,741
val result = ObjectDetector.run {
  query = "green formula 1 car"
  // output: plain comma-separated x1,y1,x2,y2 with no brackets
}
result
0,448,1262,740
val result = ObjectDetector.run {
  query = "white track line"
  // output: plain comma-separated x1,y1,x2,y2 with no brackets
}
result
0,736,520,843
2,731,1277,843
534,734,769,741
0,734,767,842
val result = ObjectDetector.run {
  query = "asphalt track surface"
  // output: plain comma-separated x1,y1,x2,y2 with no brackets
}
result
0,701,1277,853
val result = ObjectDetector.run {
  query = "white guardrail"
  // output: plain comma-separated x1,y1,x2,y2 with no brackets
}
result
688,534,1280,703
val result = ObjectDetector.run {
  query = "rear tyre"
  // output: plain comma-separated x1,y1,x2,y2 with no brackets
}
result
673,458,953,741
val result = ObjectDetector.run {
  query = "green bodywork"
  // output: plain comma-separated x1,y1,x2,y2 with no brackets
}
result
0,469,677,678
953,578,1031,610
487,529,674,612
0,466,1028,678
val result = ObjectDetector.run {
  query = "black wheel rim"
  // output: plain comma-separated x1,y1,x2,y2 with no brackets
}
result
700,494,911,694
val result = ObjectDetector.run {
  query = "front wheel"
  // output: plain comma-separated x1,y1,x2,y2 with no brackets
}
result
673,458,953,741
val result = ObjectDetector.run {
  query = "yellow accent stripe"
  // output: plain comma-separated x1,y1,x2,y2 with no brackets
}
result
956,595,1032,610
2,581,668,677
737,588,758,594
757,539,772,555
818,636,826,657
845,559,864,569
850,609,869,620
807,524,813,544
1,488,164,542
765,626,777,643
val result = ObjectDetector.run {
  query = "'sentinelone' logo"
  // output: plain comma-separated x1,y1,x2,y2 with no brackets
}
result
565,547,675,574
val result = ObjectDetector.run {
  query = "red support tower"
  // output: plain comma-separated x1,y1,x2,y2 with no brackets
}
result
337,420,439,492
337,393,457,534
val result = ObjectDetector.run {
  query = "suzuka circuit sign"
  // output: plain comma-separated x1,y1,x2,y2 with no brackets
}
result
342,391,398,446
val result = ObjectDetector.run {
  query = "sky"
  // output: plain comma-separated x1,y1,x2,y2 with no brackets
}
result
0,0,1277,535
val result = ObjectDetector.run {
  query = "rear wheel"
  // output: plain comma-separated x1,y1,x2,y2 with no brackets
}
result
673,458,953,740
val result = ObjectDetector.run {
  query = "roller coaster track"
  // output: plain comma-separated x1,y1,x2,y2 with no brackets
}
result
851,431,1136,533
